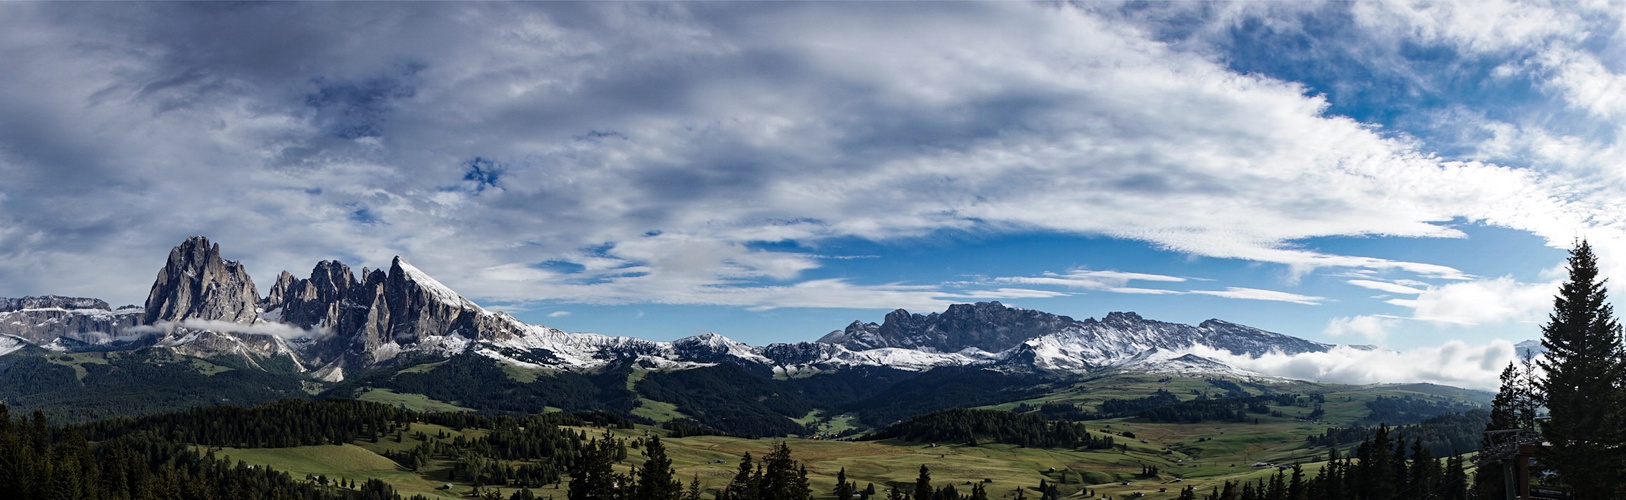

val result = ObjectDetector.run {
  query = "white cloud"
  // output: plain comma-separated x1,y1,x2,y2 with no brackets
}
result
1387,276,1555,325
547,311,570,318
1323,315,1398,342
1188,287,1324,305
1187,340,1518,391
130,319,327,341
994,270,1319,304
993,269,1187,294
1347,279,1426,295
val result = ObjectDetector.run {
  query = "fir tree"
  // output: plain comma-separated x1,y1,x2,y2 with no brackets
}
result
1537,239,1626,497
634,436,681,500
913,464,932,500
834,467,855,500
721,453,757,500
567,438,621,500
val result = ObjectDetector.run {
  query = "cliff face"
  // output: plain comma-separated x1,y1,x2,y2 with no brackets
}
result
143,236,259,325
819,301,1078,353
262,256,524,369
0,298,142,346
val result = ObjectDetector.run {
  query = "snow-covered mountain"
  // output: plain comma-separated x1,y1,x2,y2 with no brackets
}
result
0,236,1342,381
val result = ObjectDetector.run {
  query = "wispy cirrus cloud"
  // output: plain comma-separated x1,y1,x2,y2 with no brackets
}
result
994,270,1322,305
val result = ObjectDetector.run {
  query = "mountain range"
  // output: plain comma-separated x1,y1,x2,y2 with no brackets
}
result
1,236,1340,382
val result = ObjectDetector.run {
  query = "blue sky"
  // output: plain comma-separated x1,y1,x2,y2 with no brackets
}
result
0,2,1622,364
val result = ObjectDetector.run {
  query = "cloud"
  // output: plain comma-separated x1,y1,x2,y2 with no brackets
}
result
994,270,1320,304
1347,279,1426,295
1387,276,1555,325
1188,287,1324,305
547,311,571,318
993,269,1187,294
0,1,1618,322
129,319,328,341
1323,315,1398,342
1187,340,1518,391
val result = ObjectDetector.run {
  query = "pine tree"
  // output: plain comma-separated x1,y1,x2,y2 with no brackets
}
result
1537,239,1626,497
1177,485,1197,500
1285,463,1305,500
685,474,704,500
1443,452,1469,500
887,485,907,500
969,483,988,500
834,467,855,500
913,464,932,500
721,453,757,500
567,438,620,500
758,442,809,500
634,436,680,500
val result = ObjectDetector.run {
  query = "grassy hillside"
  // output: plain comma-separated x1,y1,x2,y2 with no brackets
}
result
209,374,1490,500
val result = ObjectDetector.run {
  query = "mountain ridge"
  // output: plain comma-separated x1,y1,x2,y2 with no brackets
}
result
4,236,1341,383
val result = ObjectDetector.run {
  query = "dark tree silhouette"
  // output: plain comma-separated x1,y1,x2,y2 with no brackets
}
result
1537,239,1626,497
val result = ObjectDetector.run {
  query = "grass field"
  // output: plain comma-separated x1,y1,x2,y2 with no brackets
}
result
218,418,1341,500
356,388,471,413
213,374,1489,499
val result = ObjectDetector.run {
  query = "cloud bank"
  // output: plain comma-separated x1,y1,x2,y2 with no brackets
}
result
1188,340,1519,391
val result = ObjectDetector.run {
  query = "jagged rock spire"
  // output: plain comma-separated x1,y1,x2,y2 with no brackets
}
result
143,236,260,325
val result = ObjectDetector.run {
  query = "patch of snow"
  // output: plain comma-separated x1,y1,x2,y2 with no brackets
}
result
0,335,24,356
313,360,345,382
394,257,477,310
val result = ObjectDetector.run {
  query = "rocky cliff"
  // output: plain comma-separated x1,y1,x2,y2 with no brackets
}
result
143,236,260,325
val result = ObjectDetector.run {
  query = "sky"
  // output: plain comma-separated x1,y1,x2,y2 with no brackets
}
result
1,2,1623,389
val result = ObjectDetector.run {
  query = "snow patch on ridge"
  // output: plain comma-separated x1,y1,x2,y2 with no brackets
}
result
394,257,475,310
0,335,24,356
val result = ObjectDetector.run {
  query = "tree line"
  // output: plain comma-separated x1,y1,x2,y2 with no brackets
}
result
864,408,1115,449
1174,424,1469,500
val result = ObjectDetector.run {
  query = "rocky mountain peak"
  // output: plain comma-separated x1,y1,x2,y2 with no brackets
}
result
0,295,111,312
263,260,359,329
1100,311,1147,327
821,301,1079,353
143,236,259,325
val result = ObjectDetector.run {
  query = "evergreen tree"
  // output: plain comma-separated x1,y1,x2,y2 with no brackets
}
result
887,485,907,500
1537,239,1626,497
721,453,757,500
1286,463,1305,500
1177,485,1197,500
758,442,810,500
685,474,704,500
968,483,988,500
1406,439,1439,499
834,467,855,500
568,438,620,500
634,436,681,500
913,464,932,500
1443,453,1469,500
1476,357,1541,498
